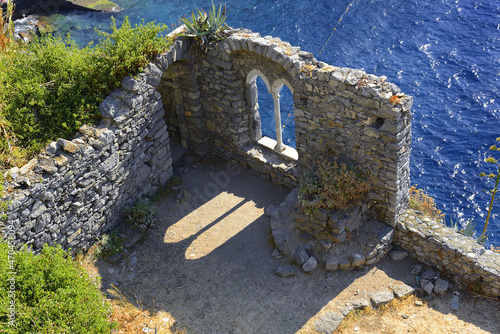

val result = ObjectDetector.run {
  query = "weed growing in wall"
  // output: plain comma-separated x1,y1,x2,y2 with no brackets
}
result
123,198,156,232
0,241,116,333
408,186,445,222
0,16,171,172
298,158,370,213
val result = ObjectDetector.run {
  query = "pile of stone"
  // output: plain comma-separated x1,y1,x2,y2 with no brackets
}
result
269,189,394,274
291,203,370,244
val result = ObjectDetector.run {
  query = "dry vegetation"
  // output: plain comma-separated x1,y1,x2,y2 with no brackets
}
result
334,295,495,334
408,186,445,221
107,287,185,334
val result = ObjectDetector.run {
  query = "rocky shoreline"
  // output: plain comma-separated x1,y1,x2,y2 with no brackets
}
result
8,0,120,20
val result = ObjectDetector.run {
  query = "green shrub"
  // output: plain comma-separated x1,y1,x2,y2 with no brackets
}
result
0,17,171,171
94,231,123,260
298,158,370,212
0,241,116,333
123,198,156,232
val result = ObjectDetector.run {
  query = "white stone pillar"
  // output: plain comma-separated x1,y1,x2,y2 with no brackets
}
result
272,90,285,152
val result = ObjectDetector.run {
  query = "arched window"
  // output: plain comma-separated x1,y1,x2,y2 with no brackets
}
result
246,70,297,160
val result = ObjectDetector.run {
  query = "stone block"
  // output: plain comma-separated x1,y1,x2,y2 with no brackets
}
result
371,291,394,307
325,258,339,271
293,247,309,265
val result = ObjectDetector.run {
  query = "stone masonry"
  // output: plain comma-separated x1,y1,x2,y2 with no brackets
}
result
395,209,500,297
157,27,413,226
1,26,499,298
2,63,172,251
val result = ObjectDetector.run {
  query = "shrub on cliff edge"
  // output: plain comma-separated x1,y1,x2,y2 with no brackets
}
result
0,17,171,172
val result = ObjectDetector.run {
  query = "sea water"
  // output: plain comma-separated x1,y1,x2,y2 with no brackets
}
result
37,0,500,246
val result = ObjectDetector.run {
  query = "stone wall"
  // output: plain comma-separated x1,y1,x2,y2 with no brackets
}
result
395,209,500,297
156,27,412,226
1,63,172,251
1,26,411,250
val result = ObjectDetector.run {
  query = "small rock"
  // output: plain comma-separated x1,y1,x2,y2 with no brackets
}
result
421,268,436,280
339,258,351,270
274,266,296,277
392,284,415,298
414,300,423,306
421,279,434,295
390,249,409,260
450,292,460,311
401,314,409,319
371,291,394,307
351,253,365,267
351,299,370,309
325,258,339,271
338,304,354,316
434,278,449,295
271,248,281,258
320,240,332,249
314,312,344,334
411,264,423,275
302,256,318,272
293,247,310,265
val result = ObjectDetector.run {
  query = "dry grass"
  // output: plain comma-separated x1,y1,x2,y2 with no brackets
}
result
334,295,491,334
107,287,185,334
408,185,445,221
78,250,185,334
300,64,317,78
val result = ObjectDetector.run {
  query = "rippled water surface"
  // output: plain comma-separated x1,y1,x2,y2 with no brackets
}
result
44,0,500,245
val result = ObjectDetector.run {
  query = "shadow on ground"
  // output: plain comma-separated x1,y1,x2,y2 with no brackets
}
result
92,155,499,333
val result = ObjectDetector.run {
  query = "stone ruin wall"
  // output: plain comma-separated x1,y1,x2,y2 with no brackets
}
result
158,28,413,227
2,63,173,251
3,27,497,298
1,27,412,250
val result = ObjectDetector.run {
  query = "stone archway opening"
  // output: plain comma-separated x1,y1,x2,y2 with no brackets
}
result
246,70,298,160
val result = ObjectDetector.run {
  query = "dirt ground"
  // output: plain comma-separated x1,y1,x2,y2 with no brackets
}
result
84,157,500,334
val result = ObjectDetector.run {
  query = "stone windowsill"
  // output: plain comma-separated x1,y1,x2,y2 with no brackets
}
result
257,136,298,161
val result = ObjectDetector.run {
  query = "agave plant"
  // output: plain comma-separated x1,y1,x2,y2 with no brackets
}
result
179,2,228,52
447,216,487,244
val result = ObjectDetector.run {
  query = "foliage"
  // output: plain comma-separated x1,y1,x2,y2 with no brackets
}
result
179,2,228,52
94,231,123,260
123,198,156,232
298,158,370,212
479,136,500,235
0,0,14,52
0,241,116,333
0,17,171,172
408,186,445,221
447,216,487,244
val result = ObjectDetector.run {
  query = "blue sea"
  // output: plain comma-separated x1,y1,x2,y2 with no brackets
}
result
28,0,500,246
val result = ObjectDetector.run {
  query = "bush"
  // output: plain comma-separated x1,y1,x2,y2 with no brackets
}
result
298,158,370,212
123,198,156,232
0,17,171,171
94,231,123,260
0,241,116,333
408,185,445,221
